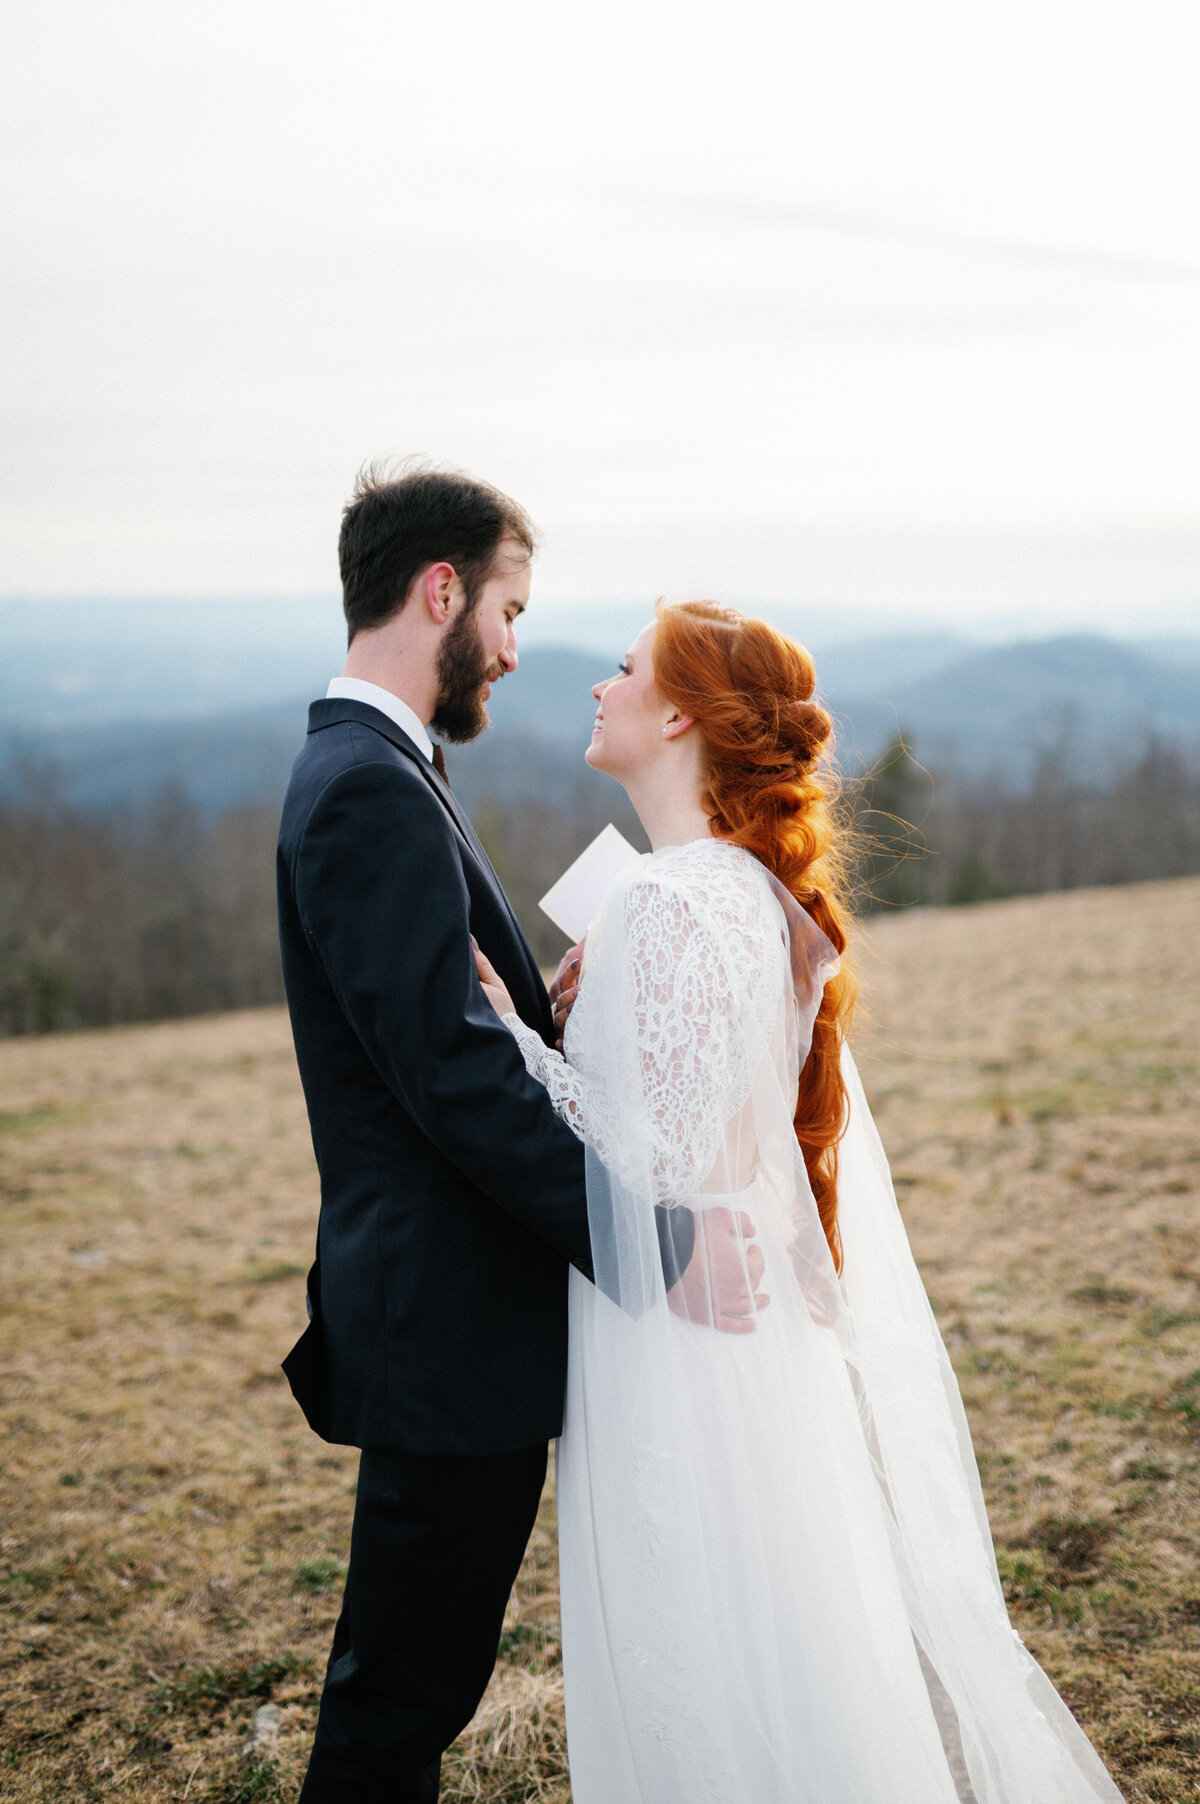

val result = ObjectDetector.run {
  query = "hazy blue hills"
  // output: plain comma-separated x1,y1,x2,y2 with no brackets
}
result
0,597,347,729
457,632,1200,807
0,597,970,731
834,634,1200,773
3,630,1199,815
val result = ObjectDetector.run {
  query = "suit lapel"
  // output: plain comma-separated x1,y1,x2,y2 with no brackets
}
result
309,697,469,836
308,699,550,1029
438,786,549,1024
416,762,553,1035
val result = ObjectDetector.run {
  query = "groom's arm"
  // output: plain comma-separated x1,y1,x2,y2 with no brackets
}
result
293,757,596,1276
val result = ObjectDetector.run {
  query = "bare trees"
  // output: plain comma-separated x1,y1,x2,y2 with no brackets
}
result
0,770,283,1034
1,733,1197,1036
851,734,1200,911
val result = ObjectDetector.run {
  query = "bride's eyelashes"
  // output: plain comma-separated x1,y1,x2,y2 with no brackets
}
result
616,661,631,677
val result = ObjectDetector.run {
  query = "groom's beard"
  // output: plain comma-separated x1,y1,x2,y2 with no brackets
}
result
431,604,501,743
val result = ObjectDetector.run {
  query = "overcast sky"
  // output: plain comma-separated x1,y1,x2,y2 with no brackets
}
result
3,0,1199,630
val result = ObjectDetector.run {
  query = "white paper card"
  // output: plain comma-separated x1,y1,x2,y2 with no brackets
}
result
538,824,642,941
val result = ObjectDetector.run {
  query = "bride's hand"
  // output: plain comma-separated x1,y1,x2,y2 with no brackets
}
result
473,941,515,1017
548,941,584,1049
668,1207,770,1335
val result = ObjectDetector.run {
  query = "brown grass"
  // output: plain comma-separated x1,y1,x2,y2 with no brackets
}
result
1,876,1198,1801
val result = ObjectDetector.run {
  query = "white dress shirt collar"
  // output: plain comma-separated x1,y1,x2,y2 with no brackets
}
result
325,677,434,763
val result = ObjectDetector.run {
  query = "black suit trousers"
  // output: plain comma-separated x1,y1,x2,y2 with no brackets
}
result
298,1441,549,1804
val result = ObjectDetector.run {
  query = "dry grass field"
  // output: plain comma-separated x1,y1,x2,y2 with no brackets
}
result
1,875,1198,1803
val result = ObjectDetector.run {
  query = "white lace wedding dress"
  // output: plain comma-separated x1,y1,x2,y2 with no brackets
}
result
503,837,1125,1804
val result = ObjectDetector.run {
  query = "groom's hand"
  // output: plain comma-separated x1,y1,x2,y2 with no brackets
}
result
548,942,584,1048
668,1207,769,1334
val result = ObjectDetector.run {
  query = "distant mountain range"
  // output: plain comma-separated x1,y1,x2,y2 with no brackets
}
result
825,634,1200,772
457,633,1200,807
6,591,1198,730
0,597,979,730
3,631,1199,814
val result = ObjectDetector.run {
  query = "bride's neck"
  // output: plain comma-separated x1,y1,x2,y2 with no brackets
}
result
623,769,714,854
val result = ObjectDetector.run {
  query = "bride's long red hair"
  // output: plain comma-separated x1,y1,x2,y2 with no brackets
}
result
652,600,856,1272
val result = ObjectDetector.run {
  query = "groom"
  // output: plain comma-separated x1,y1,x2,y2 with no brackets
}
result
277,463,763,1802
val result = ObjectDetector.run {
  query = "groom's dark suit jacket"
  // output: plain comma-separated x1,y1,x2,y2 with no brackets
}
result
277,696,603,1456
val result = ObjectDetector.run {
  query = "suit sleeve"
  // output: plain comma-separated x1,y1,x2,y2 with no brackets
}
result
293,757,596,1278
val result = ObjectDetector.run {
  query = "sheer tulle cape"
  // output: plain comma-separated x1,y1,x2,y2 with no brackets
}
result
508,838,1124,1804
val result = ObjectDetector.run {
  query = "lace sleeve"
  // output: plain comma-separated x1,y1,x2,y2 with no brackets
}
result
503,872,747,1203
503,1011,595,1143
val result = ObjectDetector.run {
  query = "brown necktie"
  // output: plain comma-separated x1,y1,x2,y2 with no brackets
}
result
431,744,449,785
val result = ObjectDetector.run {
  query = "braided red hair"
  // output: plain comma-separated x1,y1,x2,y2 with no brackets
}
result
652,599,856,1272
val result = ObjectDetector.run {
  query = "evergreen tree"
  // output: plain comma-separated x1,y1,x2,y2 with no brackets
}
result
852,731,933,911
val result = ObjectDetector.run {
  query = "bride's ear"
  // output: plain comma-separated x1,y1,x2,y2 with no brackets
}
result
662,713,695,740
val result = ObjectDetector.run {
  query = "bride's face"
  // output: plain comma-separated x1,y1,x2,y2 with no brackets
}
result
586,623,668,781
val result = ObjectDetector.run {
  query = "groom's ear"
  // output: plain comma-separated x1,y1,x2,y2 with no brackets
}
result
421,561,459,624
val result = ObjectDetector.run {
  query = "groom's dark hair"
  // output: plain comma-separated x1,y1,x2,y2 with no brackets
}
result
338,460,537,644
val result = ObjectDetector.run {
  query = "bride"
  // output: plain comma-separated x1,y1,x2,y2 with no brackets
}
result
475,600,1125,1804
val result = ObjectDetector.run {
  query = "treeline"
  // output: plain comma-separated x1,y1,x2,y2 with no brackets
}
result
0,769,284,1035
1,735,1198,1036
855,734,1200,909
0,757,637,1036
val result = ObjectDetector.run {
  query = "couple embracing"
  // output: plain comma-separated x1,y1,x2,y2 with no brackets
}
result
277,465,1125,1803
